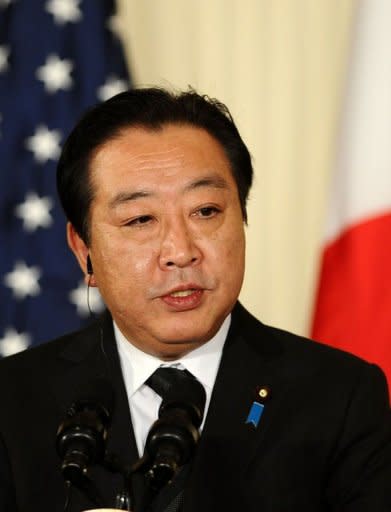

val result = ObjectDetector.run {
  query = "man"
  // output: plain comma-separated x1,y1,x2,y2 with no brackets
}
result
0,88,390,512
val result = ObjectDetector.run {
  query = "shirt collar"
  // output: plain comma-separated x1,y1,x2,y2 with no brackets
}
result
114,315,231,397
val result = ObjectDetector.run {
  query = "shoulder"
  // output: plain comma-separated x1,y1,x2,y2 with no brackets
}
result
0,312,110,382
234,302,389,396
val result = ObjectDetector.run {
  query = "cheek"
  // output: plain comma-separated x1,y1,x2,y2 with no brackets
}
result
221,219,245,255
93,226,154,267
131,250,155,274
92,239,156,291
204,224,245,274
114,250,158,292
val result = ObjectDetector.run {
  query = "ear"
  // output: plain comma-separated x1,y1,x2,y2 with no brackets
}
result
67,223,97,286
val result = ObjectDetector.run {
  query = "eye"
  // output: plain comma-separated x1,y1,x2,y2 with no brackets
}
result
126,215,153,226
195,206,221,218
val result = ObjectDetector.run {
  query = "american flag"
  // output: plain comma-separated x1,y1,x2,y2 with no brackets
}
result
0,0,130,357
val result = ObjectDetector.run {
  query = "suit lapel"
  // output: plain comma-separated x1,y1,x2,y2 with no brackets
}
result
186,303,289,511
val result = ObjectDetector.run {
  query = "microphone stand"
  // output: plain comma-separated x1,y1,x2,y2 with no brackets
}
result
102,451,156,511
104,450,171,511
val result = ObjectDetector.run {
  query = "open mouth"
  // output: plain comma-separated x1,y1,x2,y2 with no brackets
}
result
169,289,198,298
161,288,204,310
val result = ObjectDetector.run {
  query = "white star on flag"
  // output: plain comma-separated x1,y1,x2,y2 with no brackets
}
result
0,328,31,357
36,54,73,93
4,261,41,300
0,45,9,73
45,0,82,25
69,281,105,317
97,75,128,101
15,192,53,232
25,125,62,163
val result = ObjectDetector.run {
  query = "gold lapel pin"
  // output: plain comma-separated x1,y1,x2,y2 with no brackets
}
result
256,385,271,404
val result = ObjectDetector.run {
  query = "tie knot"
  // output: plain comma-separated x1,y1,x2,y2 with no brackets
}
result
146,367,193,400
146,366,206,428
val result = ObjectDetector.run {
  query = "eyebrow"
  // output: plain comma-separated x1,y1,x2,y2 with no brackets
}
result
109,190,151,209
109,174,229,209
184,175,229,192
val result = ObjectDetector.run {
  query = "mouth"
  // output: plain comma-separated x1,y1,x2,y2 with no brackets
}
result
160,285,204,311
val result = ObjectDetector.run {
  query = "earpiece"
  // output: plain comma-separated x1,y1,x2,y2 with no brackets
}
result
86,255,93,275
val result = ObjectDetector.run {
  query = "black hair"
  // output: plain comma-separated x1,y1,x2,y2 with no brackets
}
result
56,87,253,244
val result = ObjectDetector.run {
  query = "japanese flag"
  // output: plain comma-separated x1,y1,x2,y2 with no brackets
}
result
311,0,391,391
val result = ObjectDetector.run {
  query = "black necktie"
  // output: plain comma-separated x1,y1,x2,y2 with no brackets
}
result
144,367,203,512
146,366,194,399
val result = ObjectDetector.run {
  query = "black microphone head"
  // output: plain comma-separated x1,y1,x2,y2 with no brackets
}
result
56,378,114,486
144,376,206,489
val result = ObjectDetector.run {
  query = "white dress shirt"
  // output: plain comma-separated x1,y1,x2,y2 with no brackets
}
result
114,315,230,457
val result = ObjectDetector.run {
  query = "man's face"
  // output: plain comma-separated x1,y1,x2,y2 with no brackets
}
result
69,124,245,359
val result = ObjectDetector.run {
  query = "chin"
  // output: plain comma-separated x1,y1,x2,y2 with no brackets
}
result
158,323,218,348
154,337,207,361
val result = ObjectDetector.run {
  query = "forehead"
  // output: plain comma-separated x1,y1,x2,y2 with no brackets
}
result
89,124,236,192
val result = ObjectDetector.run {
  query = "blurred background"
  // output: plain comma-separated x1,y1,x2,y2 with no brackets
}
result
1,0,390,389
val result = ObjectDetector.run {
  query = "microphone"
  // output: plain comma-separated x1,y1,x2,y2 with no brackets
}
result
143,375,206,489
56,379,114,487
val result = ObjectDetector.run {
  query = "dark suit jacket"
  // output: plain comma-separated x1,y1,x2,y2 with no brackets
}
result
0,303,390,511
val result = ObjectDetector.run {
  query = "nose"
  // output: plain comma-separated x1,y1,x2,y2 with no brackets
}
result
159,217,202,269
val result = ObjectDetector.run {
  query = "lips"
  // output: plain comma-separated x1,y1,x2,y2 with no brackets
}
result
160,285,204,311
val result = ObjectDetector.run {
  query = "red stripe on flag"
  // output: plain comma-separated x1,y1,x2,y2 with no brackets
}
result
312,211,391,391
